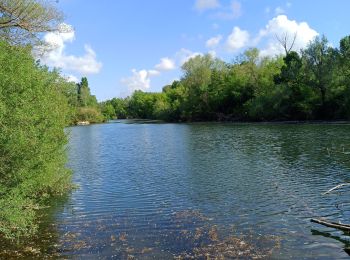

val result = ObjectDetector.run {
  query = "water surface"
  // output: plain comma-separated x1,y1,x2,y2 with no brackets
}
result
5,121,350,259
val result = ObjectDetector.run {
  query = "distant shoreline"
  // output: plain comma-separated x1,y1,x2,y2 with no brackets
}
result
107,119,350,125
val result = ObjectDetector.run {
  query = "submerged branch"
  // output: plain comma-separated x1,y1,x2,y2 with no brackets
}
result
311,218,350,232
322,183,350,195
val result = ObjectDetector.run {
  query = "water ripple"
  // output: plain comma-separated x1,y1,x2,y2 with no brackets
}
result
31,122,350,258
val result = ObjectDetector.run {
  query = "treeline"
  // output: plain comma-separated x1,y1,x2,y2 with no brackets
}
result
102,35,350,122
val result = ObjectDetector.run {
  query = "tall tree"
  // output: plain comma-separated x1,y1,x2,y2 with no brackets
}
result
339,35,350,78
0,0,63,45
77,77,97,107
274,51,313,119
302,35,336,113
181,54,225,119
336,35,350,118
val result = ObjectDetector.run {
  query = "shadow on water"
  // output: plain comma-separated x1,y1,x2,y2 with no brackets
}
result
311,229,350,256
110,119,165,124
0,195,69,258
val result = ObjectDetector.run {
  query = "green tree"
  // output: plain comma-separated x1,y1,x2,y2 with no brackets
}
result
246,56,284,120
110,97,129,119
73,77,104,123
101,102,116,120
0,41,72,238
77,77,95,107
128,91,156,119
302,36,336,116
181,54,226,120
162,81,188,121
274,51,314,119
331,35,350,118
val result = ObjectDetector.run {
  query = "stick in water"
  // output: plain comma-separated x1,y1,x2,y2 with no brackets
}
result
323,183,350,195
311,218,350,231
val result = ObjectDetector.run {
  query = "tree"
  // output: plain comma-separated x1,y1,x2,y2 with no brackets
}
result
334,35,350,118
73,77,104,123
339,35,350,78
162,81,188,121
181,54,226,120
0,41,72,238
273,51,311,119
246,56,284,120
302,35,336,114
101,102,116,120
0,0,64,45
128,91,156,119
77,77,97,107
241,48,260,95
275,51,303,86
110,98,129,119
276,32,297,55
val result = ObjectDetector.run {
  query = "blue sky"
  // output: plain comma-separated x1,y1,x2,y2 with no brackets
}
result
41,0,350,101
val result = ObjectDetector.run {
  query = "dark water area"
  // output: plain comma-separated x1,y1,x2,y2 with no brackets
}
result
2,121,350,259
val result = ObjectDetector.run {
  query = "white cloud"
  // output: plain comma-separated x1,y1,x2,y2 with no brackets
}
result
213,0,242,20
257,15,319,57
207,15,317,57
120,48,204,95
66,74,79,83
208,50,217,58
121,69,160,93
226,26,250,52
175,48,203,65
274,7,285,15
195,0,220,11
148,70,161,76
206,35,223,48
39,23,102,75
155,57,176,71
120,57,175,94
43,23,75,49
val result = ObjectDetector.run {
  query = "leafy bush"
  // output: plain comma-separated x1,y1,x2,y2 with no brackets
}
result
0,41,72,239
74,107,105,123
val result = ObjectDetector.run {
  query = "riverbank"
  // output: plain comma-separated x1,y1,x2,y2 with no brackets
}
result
113,118,350,125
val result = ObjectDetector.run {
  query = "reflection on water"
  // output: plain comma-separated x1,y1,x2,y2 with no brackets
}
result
2,121,350,259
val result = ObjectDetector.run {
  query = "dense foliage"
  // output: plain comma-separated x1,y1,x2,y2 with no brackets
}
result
0,41,73,238
104,35,350,122
0,45,104,239
0,0,104,239
70,77,105,124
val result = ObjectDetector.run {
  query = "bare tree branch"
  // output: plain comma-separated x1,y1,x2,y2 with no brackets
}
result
275,31,298,55
0,0,63,45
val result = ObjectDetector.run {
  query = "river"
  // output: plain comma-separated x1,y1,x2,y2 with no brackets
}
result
3,121,350,259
